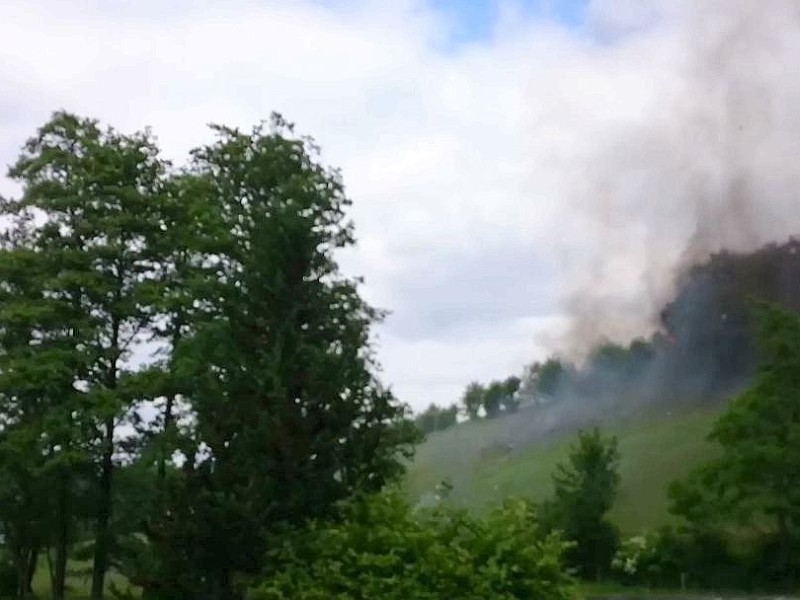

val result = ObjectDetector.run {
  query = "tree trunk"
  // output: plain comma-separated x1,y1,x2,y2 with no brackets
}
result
14,543,27,598
53,472,69,600
91,418,115,600
12,532,37,598
777,509,791,587
157,393,175,494
157,328,181,499
23,548,38,597
16,556,26,598
92,313,120,600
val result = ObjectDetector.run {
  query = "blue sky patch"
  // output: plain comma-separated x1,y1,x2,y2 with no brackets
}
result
431,0,589,46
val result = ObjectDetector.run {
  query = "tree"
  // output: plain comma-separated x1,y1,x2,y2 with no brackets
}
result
415,403,458,435
521,358,567,403
482,381,506,419
480,377,521,418
139,172,215,496
539,359,567,398
416,404,443,435
0,111,421,600
147,116,419,598
670,303,800,582
462,382,485,420
0,241,71,597
587,342,629,371
501,375,522,413
5,112,172,599
541,428,620,579
439,403,459,430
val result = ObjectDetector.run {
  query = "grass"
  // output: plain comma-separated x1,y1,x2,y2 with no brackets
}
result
6,404,723,598
18,557,136,600
406,403,722,535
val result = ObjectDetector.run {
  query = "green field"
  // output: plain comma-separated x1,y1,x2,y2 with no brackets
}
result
15,558,133,600
406,404,723,534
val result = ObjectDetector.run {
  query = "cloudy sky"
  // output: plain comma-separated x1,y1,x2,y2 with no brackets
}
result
2,0,798,411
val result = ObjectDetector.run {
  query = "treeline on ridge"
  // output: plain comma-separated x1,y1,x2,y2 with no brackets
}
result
417,238,800,431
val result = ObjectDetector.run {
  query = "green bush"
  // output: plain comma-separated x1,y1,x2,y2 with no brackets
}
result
612,529,681,588
611,526,745,591
247,491,576,600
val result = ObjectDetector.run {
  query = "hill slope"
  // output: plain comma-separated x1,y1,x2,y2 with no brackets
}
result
406,405,722,534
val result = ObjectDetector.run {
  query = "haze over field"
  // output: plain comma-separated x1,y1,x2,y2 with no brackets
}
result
3,0,800,410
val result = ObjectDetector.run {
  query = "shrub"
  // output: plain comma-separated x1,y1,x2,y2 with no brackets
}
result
539,428,621,579
247,491,576,600
612,530,676,588
612,526,746,591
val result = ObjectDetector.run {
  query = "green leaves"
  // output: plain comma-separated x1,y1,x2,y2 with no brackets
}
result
0,111,177,598
669,303,800,581
248,491,576,600
0,111,419,599
551,428,620,520
460,376,523,421
541,428,621,578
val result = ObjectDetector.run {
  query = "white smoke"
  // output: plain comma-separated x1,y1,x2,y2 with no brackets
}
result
547,0,800,352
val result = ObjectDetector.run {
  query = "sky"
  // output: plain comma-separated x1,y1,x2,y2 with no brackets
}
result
2,0,797,412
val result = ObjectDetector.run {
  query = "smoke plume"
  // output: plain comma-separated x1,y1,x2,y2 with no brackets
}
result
556,0,800,353
463,0,800,458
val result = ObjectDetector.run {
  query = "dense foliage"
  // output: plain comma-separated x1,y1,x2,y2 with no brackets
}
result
520,358,569,403
0,112,418,599
458,376,521,421
248,491,576,600
540,428,621,580
600,304,800,593
666,303,800,590
415,403,459,435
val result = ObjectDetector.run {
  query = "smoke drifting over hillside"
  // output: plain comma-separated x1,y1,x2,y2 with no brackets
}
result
558,0,800,352
446,0,800,462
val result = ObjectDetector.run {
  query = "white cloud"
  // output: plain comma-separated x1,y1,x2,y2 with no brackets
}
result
1,0,564,411
3,0,800,411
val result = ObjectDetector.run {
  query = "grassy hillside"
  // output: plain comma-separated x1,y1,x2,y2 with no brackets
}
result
406,404,722,535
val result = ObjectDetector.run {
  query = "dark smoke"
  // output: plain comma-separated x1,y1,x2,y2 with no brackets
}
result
504,1,800,454
559,0,800,352
415,3,800,505
489,238,800,454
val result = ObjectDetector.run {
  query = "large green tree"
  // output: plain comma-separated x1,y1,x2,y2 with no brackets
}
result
0,237,73,598
4,112,172,599
670,303,800,581
0,112,419,600
146,116,418,599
